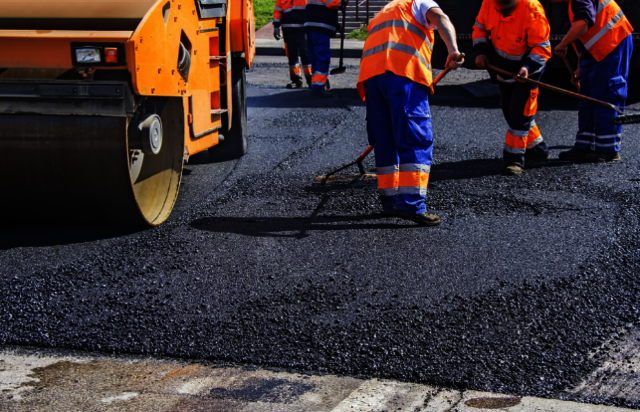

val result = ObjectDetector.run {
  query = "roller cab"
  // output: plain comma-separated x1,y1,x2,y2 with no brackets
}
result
0,0,255,226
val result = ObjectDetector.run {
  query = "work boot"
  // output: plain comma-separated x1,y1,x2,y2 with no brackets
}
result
558,147,592,161
524,142,550,164
584,151,621,163
396,212,441,227
286,80,304,89
503,165,523,176
311,89,333,98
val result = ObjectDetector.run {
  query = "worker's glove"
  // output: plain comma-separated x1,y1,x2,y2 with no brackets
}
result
273,27,282,40
475,54,489,69
515,66,529,83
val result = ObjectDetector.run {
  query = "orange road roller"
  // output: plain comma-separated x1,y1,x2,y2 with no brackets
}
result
0,0,255,226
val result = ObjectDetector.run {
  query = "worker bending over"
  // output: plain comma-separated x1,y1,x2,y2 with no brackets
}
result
473,0,552,176
274,0,313,88
357,0,463,226
305,0,343,97
553,0,633,162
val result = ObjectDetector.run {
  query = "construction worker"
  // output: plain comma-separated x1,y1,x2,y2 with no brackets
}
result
274,0,313,88
552,0,633,162
357,0,464,226
304,0,343,97
473,0,553,175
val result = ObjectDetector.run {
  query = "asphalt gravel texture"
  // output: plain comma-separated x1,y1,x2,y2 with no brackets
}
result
2,59,640,407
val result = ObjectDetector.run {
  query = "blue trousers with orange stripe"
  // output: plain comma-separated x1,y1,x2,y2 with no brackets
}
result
307,32,331,91
575,35,633,153
364,73,433,215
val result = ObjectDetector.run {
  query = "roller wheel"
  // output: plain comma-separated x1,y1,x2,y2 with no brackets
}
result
0,97,184,227
209,57,248,161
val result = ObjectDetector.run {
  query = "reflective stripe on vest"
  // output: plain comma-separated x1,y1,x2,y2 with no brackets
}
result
368,19,434,51
569,0,634,61
362,41,432,70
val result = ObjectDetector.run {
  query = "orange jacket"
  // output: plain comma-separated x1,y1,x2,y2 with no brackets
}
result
472,0,552,69
357,0,435,100
569,0,633,62
274,0,307,29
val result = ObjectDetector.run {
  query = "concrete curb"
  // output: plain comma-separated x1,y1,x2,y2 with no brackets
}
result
256,38,363,59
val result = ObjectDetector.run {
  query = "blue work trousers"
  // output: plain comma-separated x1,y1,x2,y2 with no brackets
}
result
575,34,633,153
307,32,331,91
364,73,434,215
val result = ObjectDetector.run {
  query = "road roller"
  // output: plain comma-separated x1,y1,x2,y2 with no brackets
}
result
0,0,255,226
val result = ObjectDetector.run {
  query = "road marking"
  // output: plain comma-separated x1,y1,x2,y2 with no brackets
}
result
101,392,139,403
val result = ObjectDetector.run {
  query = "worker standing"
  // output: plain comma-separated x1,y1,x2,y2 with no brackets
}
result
357,0,464,226
274,0,313,88
473,0,552,176
552,0,633,162
304,0,343,97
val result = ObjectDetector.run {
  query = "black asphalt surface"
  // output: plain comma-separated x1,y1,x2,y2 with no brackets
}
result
2,62,640,407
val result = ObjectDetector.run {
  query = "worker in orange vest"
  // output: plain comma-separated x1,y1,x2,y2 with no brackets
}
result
552,0,633,162
357,0,463,226
274,0,313,88
472,0,552,176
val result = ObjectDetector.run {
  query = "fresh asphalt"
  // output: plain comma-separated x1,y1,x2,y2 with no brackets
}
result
1,58,640,407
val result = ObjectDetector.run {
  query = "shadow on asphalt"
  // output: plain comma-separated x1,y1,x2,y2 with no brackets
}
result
0,225,140,250
248,88,364,108
191,215,418,238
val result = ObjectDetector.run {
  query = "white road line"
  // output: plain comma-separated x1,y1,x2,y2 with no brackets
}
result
330,379,431,412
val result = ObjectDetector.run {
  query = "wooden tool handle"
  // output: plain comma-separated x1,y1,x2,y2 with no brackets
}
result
486,64,622,114
433,53,465,86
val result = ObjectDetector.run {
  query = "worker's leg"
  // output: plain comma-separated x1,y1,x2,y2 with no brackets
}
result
522,85,549,163
283,30,303,86
307,32,331,92
297,32,313,87
500,81,527,170
364,74,399,213
306,32,317,75
386,75,432,214
589,35,633,157
575,57,596,150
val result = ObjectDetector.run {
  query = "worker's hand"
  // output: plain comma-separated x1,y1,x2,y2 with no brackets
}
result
475,54,489,69
516,66,529,83
273,27,281,41
554,43,568,57
446,52,464,70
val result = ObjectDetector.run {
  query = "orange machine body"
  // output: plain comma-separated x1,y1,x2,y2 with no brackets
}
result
0,0,255,156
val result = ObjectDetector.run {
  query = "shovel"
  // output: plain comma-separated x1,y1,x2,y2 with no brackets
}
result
487,64,640,126
330,4,348,75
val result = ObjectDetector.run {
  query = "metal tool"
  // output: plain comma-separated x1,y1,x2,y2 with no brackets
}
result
318,54,465,183
560,54,580,88
330,4,348,75
487,64,640,126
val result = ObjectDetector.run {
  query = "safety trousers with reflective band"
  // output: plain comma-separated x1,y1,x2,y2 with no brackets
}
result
499,70,548,166
364,73,433,214
575,35,632,153
307,31,331,91
284,31,311,83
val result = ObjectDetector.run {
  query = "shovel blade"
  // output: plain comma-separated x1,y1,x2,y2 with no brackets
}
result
330,67,346,75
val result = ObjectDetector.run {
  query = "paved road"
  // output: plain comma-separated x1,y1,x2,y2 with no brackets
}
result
1,57,640,408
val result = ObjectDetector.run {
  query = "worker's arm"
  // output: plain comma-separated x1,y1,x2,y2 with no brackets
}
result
472,4,490,69
555,20,589,57
273,0,283,39
427,8,464,70
517,10,552,82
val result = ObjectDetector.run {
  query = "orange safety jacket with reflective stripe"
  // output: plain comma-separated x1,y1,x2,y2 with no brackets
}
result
274,0,307,29
569,0,633,62
472,0,552,68
356,0,434,100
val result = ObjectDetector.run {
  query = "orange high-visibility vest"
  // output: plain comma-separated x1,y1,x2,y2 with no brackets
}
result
472,0,551,65
356,0,434,100
569,0,633,62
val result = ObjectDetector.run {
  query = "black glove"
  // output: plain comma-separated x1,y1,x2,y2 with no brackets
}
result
274,27,281,41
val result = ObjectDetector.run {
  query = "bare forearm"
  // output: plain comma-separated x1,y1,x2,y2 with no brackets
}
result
427,9,459,53
559,20,589,48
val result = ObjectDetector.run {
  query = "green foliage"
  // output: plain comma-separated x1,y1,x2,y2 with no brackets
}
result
346,26,368,41
254,0,277,30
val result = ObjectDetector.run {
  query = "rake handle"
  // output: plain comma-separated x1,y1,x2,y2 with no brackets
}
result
487,64,623,114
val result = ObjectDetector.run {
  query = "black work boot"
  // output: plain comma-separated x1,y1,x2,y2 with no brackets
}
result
503,151,525,176
396,212,441,226
558,147,592,161
584,151,621,162
286,74,304,89
525,142,550,164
